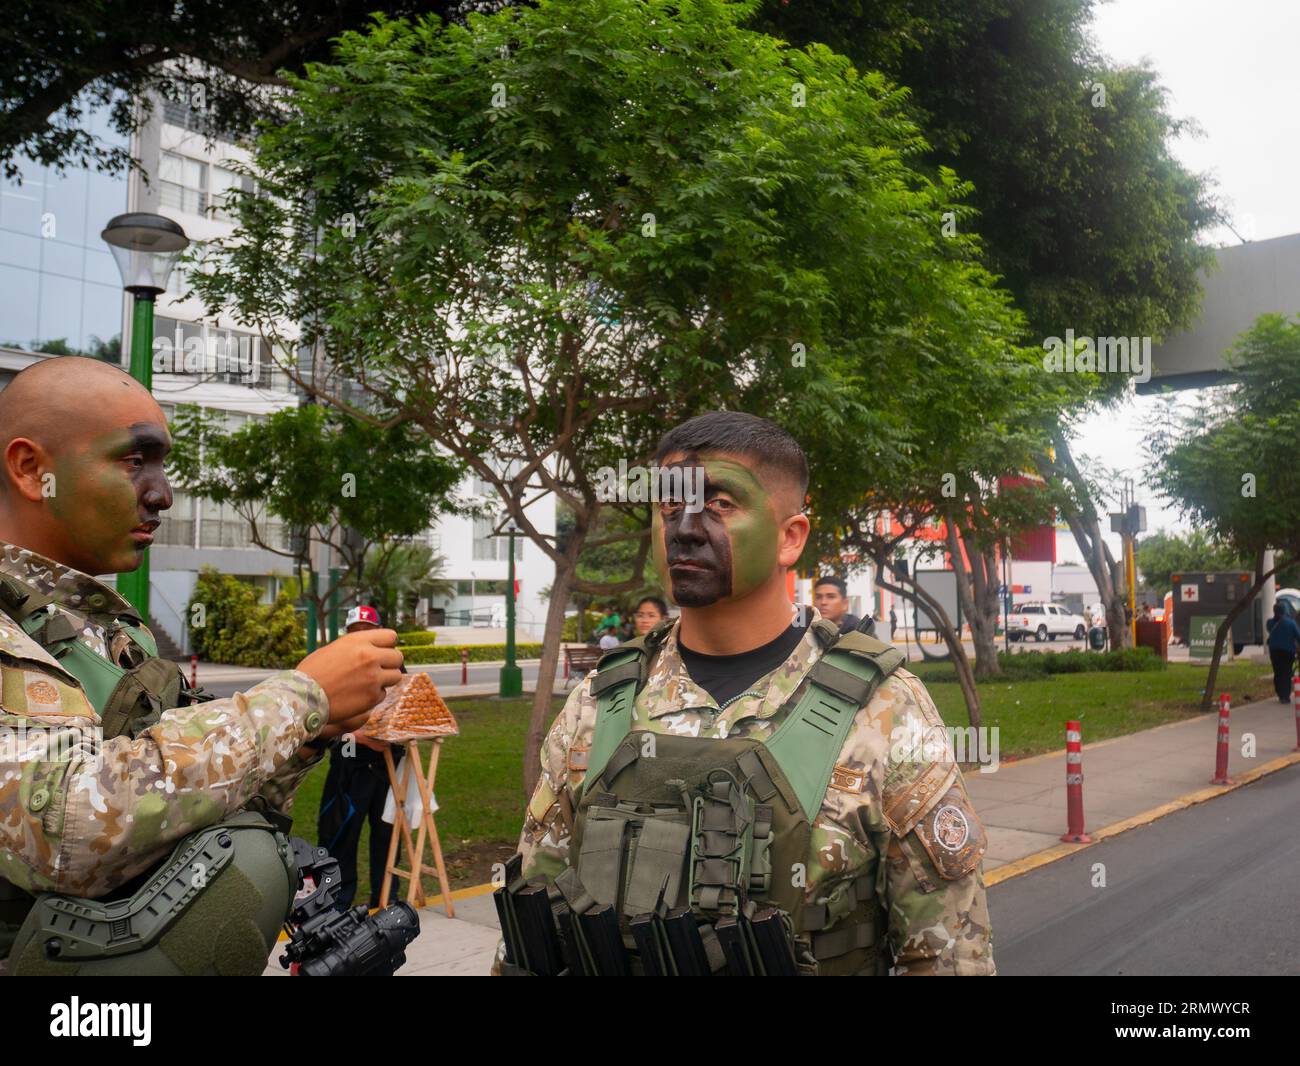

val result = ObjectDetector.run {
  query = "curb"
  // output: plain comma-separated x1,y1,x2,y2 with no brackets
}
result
984,748,1300,886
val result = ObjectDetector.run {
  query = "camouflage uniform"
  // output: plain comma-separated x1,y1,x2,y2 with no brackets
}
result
515,613,995,975
0,543,329,902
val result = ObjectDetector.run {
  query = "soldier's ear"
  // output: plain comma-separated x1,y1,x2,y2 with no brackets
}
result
777,512,810,569
1,438,51,505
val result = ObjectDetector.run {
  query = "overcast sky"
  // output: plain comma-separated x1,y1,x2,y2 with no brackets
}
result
1057,0,1300,562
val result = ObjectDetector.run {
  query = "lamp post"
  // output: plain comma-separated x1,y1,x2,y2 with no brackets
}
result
101,212,190,618
499,522,523,698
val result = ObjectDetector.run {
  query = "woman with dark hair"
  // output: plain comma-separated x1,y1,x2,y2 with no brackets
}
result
1266,601,1300,702
633,595,670,636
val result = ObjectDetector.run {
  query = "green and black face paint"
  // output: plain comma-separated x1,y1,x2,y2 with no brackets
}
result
48,422,172,574
652,454,780,608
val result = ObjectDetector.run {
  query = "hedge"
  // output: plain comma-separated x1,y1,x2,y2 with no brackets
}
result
396,631,438,646
996,647,1166,675
399,643,545,664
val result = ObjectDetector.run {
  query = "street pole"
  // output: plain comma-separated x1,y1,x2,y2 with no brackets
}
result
499,526,523,697
328,566,341,642
114,295,156,617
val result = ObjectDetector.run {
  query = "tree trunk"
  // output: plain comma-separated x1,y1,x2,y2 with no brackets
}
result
946,522,1002,678
1200,550,1279,715
1040,426,1132,648
876,566,983,727
524,554,577,801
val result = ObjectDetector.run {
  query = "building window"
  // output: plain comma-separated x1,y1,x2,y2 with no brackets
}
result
210,165,254,222
472,516,524,561
159,151,208,217
156,490,195,547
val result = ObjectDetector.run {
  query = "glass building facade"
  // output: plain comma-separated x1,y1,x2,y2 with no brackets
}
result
0,106,129,357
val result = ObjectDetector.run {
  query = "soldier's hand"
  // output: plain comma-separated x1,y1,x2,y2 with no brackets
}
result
297,629,404,721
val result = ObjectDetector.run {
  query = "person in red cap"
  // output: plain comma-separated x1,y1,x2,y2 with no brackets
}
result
315,604,405,911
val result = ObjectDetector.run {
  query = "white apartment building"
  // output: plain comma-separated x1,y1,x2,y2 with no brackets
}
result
1,94,555,652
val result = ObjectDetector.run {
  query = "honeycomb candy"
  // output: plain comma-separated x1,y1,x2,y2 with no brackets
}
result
361,672,459,741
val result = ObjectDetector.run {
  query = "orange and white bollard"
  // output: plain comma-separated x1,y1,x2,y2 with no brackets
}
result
461,647,469,686
190,654,198,690
1060,719,1091,843
1211,693,1233,785
1292,677,1300,752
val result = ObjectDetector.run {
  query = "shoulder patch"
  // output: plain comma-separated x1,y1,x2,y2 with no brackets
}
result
567,743,590,773
0,664,96,720
910,783,987,880
829,764,867,794
882,760,955,836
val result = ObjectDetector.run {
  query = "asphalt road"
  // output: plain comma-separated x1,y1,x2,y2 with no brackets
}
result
989,760,1300,976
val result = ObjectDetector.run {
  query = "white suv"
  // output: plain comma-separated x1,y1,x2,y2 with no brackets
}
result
1008,602,1088,642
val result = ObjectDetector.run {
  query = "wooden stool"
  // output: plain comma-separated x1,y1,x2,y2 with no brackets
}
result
379,739,455,917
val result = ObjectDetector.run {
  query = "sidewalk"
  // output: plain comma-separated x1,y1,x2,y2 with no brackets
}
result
265,694,1300,976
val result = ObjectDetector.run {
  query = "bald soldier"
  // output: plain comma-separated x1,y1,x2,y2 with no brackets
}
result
0,356,404,974
504,412,994,975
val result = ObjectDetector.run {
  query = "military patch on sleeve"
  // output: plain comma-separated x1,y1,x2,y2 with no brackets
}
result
882,760,955,836
829,764,867,794
567,743,590,773
910,784,987,880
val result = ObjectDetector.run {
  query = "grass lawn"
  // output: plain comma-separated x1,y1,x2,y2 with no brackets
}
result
909,658,1276,760
288,696,563,898
288,658,1274,897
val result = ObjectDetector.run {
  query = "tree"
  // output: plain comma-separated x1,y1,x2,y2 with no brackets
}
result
352,542,454,627
0,0,516,178
757,0,1221,649
168,403,463,642
190,0,1033,795
1135,529,1247,597
1148,313,1300,713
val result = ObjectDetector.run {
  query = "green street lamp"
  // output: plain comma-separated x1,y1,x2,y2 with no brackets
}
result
499,522,523,698
102,212,190,618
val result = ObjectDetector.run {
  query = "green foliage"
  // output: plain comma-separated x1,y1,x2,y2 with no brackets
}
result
1148,314,1300,567
1136,529,1248,596
398,630,439,646
562,609,604,642
0,1,469,179
757,0,1219,347
399,643,545,664
188,568,305,668
350,542,454,629
996,647,1166,677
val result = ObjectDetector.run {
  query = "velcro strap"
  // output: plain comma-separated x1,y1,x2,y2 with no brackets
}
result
753,805,772,840
812,921,876,960
807,658,878,707
735,750,777,801
599,741,640,787
699,806,735,831
694,858,736,886
801,874,872,931
591,659,642,695
698,830,737,855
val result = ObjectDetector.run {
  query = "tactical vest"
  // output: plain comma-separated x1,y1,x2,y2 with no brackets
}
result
0,576,296,975
568,618,904,976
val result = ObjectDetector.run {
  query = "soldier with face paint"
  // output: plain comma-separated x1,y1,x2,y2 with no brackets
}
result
508,411,995,975
0,356,404,973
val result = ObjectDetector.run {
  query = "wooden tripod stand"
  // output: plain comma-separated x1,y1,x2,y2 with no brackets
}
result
379,739,454,917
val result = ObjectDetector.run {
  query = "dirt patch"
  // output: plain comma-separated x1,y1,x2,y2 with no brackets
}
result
441,838,518,890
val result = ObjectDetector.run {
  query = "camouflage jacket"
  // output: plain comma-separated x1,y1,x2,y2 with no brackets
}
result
0,543,328,899
516,613,996,975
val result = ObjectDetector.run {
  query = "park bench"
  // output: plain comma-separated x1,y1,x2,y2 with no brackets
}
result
563,645,604,687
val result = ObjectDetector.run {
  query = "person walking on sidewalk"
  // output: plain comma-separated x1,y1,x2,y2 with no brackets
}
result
1265,602,1300,703
314,605,406,911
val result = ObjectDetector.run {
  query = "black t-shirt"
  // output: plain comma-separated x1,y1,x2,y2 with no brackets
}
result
678,623,806,707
